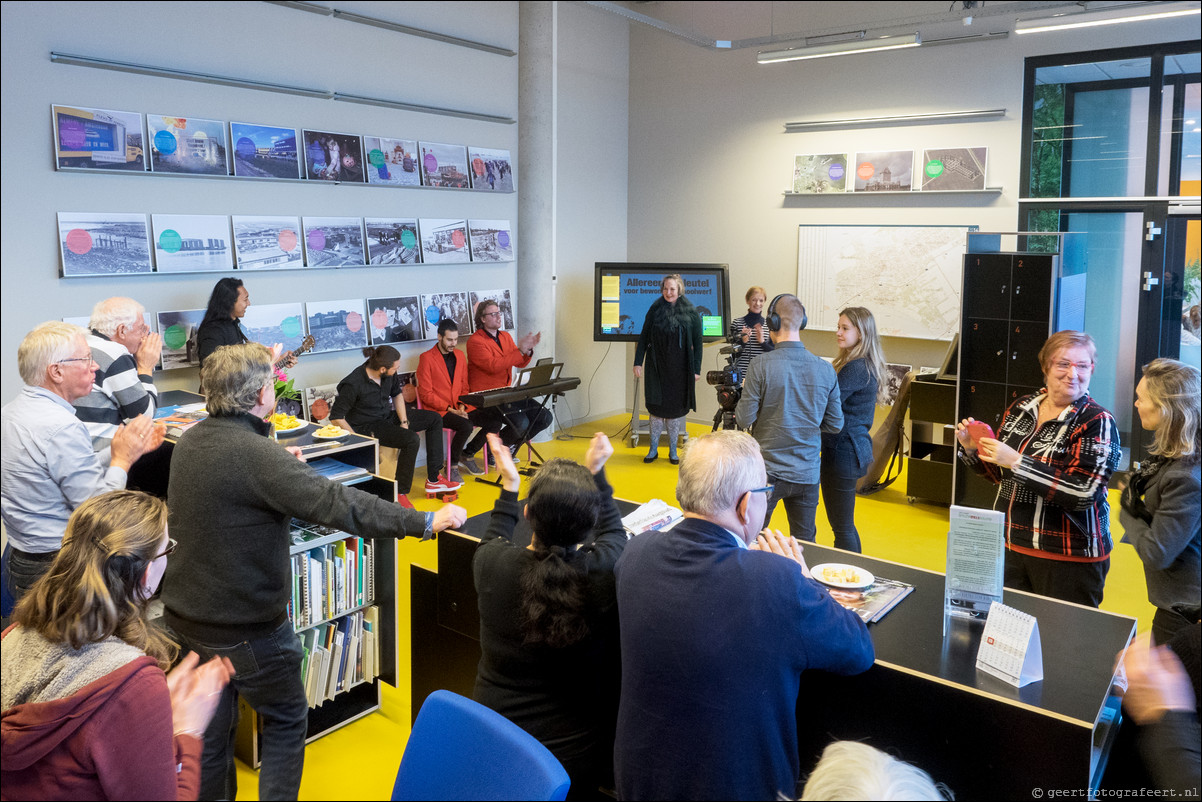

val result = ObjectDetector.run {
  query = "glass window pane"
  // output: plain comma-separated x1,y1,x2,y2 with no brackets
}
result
1031,58,1151,198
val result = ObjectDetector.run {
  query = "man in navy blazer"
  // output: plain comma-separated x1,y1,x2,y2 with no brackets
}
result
614,430,874,801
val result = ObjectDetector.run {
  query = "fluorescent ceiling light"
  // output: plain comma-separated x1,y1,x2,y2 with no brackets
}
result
758,33,920,64
1015,4,1200,34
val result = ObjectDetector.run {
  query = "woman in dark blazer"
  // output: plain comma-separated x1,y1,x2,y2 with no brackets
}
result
632,274,702,464
821,307,887,552
1121,357,1201,644
473,433,625,800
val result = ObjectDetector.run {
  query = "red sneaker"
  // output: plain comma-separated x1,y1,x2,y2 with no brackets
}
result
397,493,415,509
426,475,463,493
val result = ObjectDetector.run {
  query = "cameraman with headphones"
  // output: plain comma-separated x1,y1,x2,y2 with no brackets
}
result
735,294,843,541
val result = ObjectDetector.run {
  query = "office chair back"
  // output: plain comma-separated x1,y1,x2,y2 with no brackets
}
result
392,689,571,801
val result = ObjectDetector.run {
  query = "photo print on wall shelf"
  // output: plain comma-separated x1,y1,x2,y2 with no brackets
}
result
58,212,153,277
367,295,425,344
230,122,300,180
365,218,421,265
919,147,988,191
419,219,470,264
792,153,849,194
883,363,914,406
305,299,369,354
468,220,514,262
53,105,146,171
469,289,515,332
151,214,233,273
853,150,914,192
418,142,470,189
232,215,304,270
363,137,421,187
305,383,339,424
240,302,306,353
64,313,155,333
147,115,228,176
467,146,514,192
303,130,365,183
157,309,205,371
421,292,472,338
302,217,366,267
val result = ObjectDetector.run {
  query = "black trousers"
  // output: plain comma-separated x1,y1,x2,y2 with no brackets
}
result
361,408,445,491
440,411,476,463
464,401,553,456
1003,549,1109,608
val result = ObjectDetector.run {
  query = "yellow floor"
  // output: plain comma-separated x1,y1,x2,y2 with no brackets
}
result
234,414,1156,800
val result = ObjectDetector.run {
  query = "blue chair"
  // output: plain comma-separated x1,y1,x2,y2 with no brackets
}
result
392,690,571,801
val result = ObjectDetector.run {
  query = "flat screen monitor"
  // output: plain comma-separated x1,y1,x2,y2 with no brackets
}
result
594,262,730,343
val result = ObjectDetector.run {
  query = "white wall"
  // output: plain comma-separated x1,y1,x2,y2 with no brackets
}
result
618,15,1189,425
0,1,520,404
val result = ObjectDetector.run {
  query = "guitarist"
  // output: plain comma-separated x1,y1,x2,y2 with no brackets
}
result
197,278,300,370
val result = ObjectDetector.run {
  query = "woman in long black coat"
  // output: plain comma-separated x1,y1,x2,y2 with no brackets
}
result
632,274,703,464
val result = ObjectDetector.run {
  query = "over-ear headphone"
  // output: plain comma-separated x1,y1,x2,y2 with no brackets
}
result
766,294,807,332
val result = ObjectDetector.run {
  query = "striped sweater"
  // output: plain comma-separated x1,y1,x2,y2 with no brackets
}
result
73,331,158,453
961,390,1121,560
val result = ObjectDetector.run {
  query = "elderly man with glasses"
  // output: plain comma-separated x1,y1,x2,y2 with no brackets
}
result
2,321,160,603
613,429,874,801
72,297,173,496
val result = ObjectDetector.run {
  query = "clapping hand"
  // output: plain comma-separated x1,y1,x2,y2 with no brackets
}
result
584,432,614,475
486,433,521,492
167,651,236,738
752,529,811,578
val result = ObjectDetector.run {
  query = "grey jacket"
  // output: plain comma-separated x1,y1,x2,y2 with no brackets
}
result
736,341,843,484
162,412,425,642
1120,458,1201,613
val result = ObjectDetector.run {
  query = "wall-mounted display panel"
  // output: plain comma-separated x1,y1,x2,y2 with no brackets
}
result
305,299,369,354
233,215,304,270
303,129,365,183
367,295,425,344
467,146,514,192
302,217,365,267
151,214,233,273
467,219,513,262
230,122,300,179
58,212,153,277
419,219,469,264
419,142,470,189
148,115,228,176
53,105,146,171
363,137,420,187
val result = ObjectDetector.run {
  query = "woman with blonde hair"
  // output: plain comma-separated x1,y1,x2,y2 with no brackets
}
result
732,285,774,382
633,274,703,464
2,490,233,800
821,307,888,552
1121,357,1201,644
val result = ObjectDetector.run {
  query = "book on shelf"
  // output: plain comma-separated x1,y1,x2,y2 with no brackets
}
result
826,576,915,624
306,457,369,482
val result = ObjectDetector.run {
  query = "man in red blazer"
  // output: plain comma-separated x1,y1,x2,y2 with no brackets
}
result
464,300,552,463
417,319,488,480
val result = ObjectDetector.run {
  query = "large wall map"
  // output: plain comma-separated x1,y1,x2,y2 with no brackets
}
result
797,224,976,341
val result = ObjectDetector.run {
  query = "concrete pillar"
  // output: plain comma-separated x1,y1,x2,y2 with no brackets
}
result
518,1,556,360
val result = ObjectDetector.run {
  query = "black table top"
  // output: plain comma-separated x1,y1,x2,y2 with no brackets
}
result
455,498,1135,726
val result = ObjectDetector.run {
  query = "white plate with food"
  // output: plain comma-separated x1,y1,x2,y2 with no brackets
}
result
270,413,309,435
312,424,350,440
811,563,875,589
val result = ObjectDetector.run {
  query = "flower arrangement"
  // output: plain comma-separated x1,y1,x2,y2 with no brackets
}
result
274,367,300,403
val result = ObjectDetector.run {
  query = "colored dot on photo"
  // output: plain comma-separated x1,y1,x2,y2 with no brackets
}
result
368,149,385,167
281,316,302,338
400,229,417,249
451,230,466,248
828,163,845,181
163,324,187,350
65,228,94,255
925,159,945,178
472,157,485,176
425,305,440,325
345,311,363,333
424,153,439,173
159,229,183,253
278,229,298,252
307,229,327,251
497,231,510,248
154,130,178,155
376,164,391,180
308,141,326,167
857,162,875,180
235,137,257,160
371,309,389,330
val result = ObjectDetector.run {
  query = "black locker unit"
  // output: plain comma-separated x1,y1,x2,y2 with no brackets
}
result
955,252,1058,508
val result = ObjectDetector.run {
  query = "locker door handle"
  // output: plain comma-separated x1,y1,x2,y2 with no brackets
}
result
1142,271,1160,291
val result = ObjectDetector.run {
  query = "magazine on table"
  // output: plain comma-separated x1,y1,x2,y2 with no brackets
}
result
825,576,915,624
621,499,683,537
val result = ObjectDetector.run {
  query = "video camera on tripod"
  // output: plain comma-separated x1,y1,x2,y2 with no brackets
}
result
705,323,744,431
